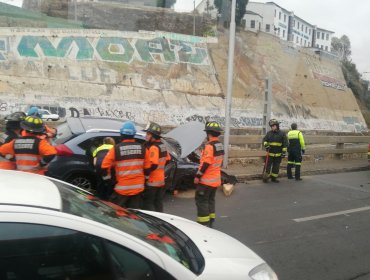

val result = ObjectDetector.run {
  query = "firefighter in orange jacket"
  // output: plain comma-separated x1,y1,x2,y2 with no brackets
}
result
101,121,145,209
0,116,57,175
194,121,224,227
143,122,171,212
0,112,26,170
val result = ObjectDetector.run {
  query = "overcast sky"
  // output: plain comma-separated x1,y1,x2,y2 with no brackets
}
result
175,0,370,78
1,0,369,77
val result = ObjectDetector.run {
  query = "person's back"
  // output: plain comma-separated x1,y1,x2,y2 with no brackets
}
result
287,123,305,181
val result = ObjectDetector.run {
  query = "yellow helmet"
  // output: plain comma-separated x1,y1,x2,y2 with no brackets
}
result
204,121,223,133
20,116,45,133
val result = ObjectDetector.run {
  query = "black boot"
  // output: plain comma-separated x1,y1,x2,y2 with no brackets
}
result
295,165,302,181
271,177,280,183
287,164,294,179
209,218,215,228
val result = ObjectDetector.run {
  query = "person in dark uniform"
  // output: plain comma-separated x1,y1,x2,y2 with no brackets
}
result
287,123,305,181
263,119,288,183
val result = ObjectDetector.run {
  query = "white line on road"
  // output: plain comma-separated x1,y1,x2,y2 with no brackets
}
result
293,206,370,222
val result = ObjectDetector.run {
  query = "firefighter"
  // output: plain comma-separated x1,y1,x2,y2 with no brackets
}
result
27,106,57,141
287,123,305,181
0,112,26,170
142,122,171,212
0,116,57,174
101,121,145,209
92,137,115,200
262,119,288,183
194,121,224,227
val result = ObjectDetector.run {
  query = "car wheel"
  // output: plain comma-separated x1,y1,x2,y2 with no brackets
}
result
67,174,96,193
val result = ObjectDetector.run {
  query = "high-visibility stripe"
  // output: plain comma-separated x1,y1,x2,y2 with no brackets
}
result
197,216,210,222
115,184,144,190
200,178,220,183
270,142,282,146
271,173,278,177
0,157,11,162
117,160,144,167
15,155,38,161
147,181,165,187
212,163,222,168
269,153,281,157
288,161,295,164
209,213,216,219
118,170,142,175
17,165,39,171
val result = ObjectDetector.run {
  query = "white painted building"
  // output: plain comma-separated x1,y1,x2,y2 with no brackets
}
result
244,1,334,50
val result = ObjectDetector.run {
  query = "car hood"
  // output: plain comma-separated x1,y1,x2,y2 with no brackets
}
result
145,211,264,267
164,121,206,158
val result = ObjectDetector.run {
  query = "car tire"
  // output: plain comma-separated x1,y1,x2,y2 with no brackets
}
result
67,174,96,193
47,118,51,121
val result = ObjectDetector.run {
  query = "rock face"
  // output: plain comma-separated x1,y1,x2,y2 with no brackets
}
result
0,25,367,132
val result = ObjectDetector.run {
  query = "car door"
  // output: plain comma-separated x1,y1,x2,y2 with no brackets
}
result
0,221,182,280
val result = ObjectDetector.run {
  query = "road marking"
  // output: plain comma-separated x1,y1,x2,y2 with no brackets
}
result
293,206,370,222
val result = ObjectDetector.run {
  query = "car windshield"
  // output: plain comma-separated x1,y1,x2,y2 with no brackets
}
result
53,180,204,275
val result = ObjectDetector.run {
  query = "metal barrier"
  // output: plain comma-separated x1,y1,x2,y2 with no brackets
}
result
224,135,370,159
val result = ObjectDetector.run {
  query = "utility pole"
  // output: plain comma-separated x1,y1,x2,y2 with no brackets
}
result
193,0,196,35
223,0,236,169
74,0,77,21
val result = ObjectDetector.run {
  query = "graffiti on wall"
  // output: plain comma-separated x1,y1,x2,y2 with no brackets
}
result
1,35,209,65
304,57,346,91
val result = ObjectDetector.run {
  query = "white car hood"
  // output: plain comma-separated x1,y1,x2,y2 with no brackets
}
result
146,211,265,277
164,121,206,158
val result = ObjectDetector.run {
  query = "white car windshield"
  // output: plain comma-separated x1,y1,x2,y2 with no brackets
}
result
53,180,205,275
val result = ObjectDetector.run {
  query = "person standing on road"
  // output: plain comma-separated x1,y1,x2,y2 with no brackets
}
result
287,123,305,181
142,122,171,212
0,112,26,170
92,137,116,200
0,116,57,174
262,119,288,183
101,121,145,209
194,121,224,227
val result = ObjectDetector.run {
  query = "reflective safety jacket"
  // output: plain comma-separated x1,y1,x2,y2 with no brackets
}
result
287,130,305,152
92,144,114,172
198,136,224,188
102,139,145,196
263,130,288,157
0,130,19,170
144,140,171,187
0,132,57,174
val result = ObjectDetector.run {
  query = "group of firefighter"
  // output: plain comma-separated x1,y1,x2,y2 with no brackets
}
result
0,107,305,228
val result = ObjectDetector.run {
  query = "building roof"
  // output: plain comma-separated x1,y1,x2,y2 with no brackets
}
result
245,10,263,18
316,27,335,34
293,14,315,28
265,1,291,14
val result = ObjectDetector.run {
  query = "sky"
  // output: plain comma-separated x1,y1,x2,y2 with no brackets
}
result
175,0,370,78
1,0,369,78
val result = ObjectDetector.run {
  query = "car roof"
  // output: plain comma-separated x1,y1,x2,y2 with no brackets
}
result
66,117,127,135
0,170,62,210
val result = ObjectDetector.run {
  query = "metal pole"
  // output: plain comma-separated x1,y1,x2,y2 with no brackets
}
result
74,0,77,21
223,0,236,169
193,0,196,35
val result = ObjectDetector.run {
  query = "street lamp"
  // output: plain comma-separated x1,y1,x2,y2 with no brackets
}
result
223,0,237,168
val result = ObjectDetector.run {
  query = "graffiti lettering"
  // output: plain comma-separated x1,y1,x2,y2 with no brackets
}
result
0,38,6,61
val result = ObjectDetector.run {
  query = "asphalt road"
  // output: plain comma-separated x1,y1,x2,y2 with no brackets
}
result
164,171,370,280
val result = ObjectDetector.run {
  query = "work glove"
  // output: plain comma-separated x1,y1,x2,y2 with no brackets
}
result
302,149,305,155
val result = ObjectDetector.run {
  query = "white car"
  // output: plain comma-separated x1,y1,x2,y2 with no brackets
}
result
0,170,278,280
39,109,60,121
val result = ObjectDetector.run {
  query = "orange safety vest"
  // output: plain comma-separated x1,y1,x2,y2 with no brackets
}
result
199,137,224,188
102,139,145,196
0,131,17,170
145,140,170,187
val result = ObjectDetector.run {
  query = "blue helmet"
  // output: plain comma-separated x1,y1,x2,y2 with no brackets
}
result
27,106,41,117
120,121,136,136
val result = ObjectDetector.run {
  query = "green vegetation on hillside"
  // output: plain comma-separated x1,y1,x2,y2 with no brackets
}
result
0,2,83,28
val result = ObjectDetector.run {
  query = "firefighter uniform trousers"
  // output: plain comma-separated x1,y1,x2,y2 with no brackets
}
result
196,138,224,227
266,156,282,179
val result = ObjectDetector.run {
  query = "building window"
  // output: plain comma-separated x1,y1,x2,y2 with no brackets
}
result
325,46,328,51
293,20,295,26
274,9,276,17
300,38,302,44
292,34,294,41
317,31,320,39
283,30,285,38
279,12,281,20
298,22,300,29
322,33,324,40
251,20,255,28
316,44,319,48
301,25,303,31
321,45,323,49
326,33,329,40
304,40,306,46
309,29,311,35
284,14,286,22
296,37,299,43
305,26,307,33
266,24,270,32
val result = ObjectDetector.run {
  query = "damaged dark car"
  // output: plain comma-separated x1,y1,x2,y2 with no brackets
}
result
47,117,237,193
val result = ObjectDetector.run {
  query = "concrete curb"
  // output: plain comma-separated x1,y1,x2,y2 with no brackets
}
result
235,165,370,183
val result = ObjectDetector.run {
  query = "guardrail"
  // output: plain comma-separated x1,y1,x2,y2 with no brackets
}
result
223,135,370,159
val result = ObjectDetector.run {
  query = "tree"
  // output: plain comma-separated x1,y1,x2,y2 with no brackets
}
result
214,0,249,27
156,0,176,8
331,35,351,62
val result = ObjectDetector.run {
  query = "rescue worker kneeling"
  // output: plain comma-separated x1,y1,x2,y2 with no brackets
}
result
142,122,171,212
0,116,57,174
0,112,26,170
101,121,145,209
194,121,224,227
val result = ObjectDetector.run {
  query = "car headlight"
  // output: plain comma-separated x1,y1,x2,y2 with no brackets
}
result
249,263,278,280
